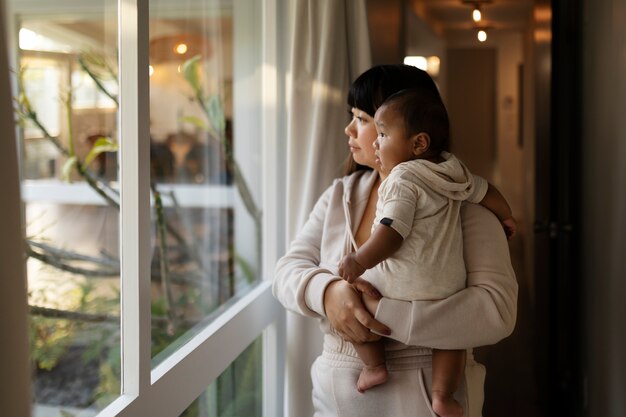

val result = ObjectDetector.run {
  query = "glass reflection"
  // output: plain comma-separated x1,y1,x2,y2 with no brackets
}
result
179,337,262,417
148,0,262,364
13,0,121,414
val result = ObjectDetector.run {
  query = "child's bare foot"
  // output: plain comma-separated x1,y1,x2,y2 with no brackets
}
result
432,390,463,417
357,364,388,393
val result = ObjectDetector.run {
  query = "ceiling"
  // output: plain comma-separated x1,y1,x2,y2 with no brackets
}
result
367,0,536,64
410,0,534,36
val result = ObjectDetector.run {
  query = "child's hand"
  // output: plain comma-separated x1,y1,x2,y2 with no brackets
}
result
338,252,366,283
501,217,518,240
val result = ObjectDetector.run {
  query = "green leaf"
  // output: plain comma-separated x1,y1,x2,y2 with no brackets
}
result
85,137,118,166
179,115,208,131
181,55,203,95
206,95,226,134
62,156,78,183
234,252,255,284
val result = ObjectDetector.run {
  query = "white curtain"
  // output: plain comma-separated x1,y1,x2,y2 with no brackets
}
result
283,1,371,415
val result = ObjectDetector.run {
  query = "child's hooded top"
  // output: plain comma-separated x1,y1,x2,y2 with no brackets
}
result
369,151,487,300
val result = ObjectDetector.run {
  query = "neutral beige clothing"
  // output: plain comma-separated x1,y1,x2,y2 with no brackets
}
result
273,169,517,416
374,152,488,300
312,340,486,417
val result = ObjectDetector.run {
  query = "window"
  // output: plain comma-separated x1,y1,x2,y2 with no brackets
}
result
10,0,284,415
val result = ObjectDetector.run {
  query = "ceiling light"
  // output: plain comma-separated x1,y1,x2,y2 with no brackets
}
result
477,30,487,42
175,43,188,54
472,7,482,22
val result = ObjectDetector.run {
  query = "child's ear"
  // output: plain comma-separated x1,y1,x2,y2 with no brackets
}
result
412,133,431,156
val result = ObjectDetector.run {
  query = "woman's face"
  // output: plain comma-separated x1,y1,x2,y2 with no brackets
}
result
344,107,380,171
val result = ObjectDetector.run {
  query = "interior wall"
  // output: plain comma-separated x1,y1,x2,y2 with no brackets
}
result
404,8,446,93
493,32,524,226
366,0,404,64
441,31,534,221
581,0,626,415
445,47,496,181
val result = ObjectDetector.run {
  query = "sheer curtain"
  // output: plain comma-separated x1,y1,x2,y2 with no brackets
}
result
283,0,371,415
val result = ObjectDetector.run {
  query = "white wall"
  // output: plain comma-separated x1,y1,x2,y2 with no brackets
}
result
582,0,626,415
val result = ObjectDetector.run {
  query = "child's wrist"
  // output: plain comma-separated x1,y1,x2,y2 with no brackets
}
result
352,253,368,271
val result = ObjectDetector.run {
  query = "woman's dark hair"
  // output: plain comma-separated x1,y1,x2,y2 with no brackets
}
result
382,87,450,156
344,64,443,174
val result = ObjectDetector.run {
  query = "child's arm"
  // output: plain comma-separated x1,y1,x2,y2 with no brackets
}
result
338,223,403,283
479,182,517,239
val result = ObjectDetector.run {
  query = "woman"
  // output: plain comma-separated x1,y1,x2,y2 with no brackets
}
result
273,65,517,417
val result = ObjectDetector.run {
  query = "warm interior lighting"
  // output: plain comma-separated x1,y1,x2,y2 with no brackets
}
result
150,34,208,64
404,55,440,77
175,43,188,54
477,30,487,42
426,56,440,77
472,7,482,22
149,65,154,76
404,56,428,71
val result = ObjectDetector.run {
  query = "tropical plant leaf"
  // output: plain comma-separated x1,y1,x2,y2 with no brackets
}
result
85,137,118,166
182,55,203,95
62,156,78,183
206,95,226,134
179,116,208,131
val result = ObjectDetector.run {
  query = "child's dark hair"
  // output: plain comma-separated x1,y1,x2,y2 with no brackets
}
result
381,87,450,155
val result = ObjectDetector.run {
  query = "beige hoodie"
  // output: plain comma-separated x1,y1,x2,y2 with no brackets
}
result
273,168,516,349
373,152,488,300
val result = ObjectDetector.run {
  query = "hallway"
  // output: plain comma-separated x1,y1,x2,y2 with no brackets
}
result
475,233,545,417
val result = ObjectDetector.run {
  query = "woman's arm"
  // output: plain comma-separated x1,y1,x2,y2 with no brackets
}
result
373,203,518,349
273,178,390,341
272,183,339,318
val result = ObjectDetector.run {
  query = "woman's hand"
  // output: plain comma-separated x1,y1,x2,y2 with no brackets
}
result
323,280,390,344
361,290,381,317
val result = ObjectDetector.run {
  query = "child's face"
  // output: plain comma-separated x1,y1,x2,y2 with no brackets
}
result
374,104,419,172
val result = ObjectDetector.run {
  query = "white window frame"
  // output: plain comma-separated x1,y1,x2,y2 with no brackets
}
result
8,0,286,415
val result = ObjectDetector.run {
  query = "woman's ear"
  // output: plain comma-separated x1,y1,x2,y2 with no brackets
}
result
412,133,431,156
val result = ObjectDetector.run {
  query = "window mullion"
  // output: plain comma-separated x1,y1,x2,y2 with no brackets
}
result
261,0,286,416
119,0,151,396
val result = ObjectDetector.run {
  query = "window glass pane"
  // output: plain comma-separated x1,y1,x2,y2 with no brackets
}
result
12,0,121,414
148,0,263,364
179,336,262,417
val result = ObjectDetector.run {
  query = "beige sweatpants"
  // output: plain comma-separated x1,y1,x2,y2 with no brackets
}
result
310,338,485,417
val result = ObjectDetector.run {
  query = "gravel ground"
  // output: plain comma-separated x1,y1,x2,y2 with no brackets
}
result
33,345,101,408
